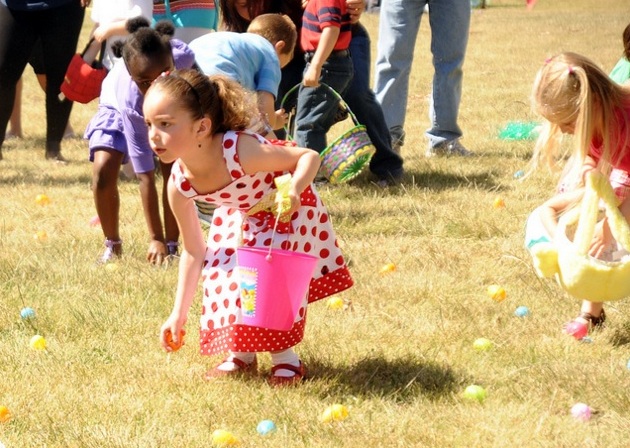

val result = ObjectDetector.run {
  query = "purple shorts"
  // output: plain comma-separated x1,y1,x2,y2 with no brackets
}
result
84,106,155,173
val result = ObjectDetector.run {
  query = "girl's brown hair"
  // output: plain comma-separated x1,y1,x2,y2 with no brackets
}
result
531,52,630,182
150,69,255,134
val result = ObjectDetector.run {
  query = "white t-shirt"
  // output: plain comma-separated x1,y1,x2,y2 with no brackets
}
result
90,0,153,69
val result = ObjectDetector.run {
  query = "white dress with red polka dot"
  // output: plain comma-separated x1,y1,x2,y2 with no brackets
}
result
171,131,354,356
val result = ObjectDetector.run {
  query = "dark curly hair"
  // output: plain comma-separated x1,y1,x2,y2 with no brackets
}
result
111,17,175,65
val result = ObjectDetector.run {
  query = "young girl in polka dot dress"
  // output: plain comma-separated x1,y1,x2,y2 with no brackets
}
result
144,69,354,386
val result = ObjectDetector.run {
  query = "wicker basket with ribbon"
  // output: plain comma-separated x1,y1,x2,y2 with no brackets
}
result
281,83,375,184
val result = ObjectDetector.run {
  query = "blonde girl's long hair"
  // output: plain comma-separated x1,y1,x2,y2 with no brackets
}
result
149,69,256,134
530,52,630,183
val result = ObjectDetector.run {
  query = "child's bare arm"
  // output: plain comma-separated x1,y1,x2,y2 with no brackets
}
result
303,26,340,87
539,188,585,238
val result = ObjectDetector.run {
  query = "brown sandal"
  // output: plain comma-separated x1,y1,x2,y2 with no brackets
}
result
269,362,306,387
579,309,606,329
204,356,257,381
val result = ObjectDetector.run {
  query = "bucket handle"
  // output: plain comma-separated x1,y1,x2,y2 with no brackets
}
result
279,82,361,141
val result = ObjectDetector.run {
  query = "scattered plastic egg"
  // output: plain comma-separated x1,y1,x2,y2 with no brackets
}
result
514,306,530,317
29,335,46,350
320,404,349,422
211,429,239,446
493,197,505,208
473,338,493,351
326,297,344,310
463,385,487,403
486,285,506,302
0,406,10,423
89,215,101,227
35,194,50,206
570,402,592,422
20,307,35,320
256,419,276,435
514,170,525,179
564,321,588,340
379,262,396,274
34,230,48,242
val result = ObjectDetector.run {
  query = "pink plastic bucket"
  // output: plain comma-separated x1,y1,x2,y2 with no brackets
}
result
237,247,318,331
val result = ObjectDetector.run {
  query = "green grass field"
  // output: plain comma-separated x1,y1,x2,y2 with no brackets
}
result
1,0,630,446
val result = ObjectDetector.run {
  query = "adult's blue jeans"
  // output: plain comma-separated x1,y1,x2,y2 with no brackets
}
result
374,0,470,149
346,23,403,179
295,52,353,153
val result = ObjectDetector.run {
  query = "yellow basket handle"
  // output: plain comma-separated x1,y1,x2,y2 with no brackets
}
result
571,171,630,255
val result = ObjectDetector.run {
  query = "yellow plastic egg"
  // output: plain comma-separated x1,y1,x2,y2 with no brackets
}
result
326,297,344,310
0,406,10,422
380,262,396,274
486,285,506,302
211,429,239,446
34,230,48,242
35,194,50,206
29,335,47,350
320,404,349,422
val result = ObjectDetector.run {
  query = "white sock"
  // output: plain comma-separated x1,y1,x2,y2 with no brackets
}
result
217,351,256,371
270,349,300,377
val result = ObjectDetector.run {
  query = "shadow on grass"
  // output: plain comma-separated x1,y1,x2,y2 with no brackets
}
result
309,355,462,402
608,320,630,347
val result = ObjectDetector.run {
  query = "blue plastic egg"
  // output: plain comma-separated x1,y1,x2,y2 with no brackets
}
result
257,419,276,435
514,306,530,317
20,307,35,320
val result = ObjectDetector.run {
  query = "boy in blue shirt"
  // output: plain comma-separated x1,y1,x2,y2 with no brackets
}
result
189,14,297,136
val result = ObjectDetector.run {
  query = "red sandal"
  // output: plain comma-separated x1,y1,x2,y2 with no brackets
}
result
269,361,306,387
204,356,258,381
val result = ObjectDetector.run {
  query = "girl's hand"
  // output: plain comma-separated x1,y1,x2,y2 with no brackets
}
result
147,239,168,265
160,315,187,352
282,188,301,217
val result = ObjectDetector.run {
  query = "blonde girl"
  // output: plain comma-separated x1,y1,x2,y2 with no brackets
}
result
528,51,630,331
